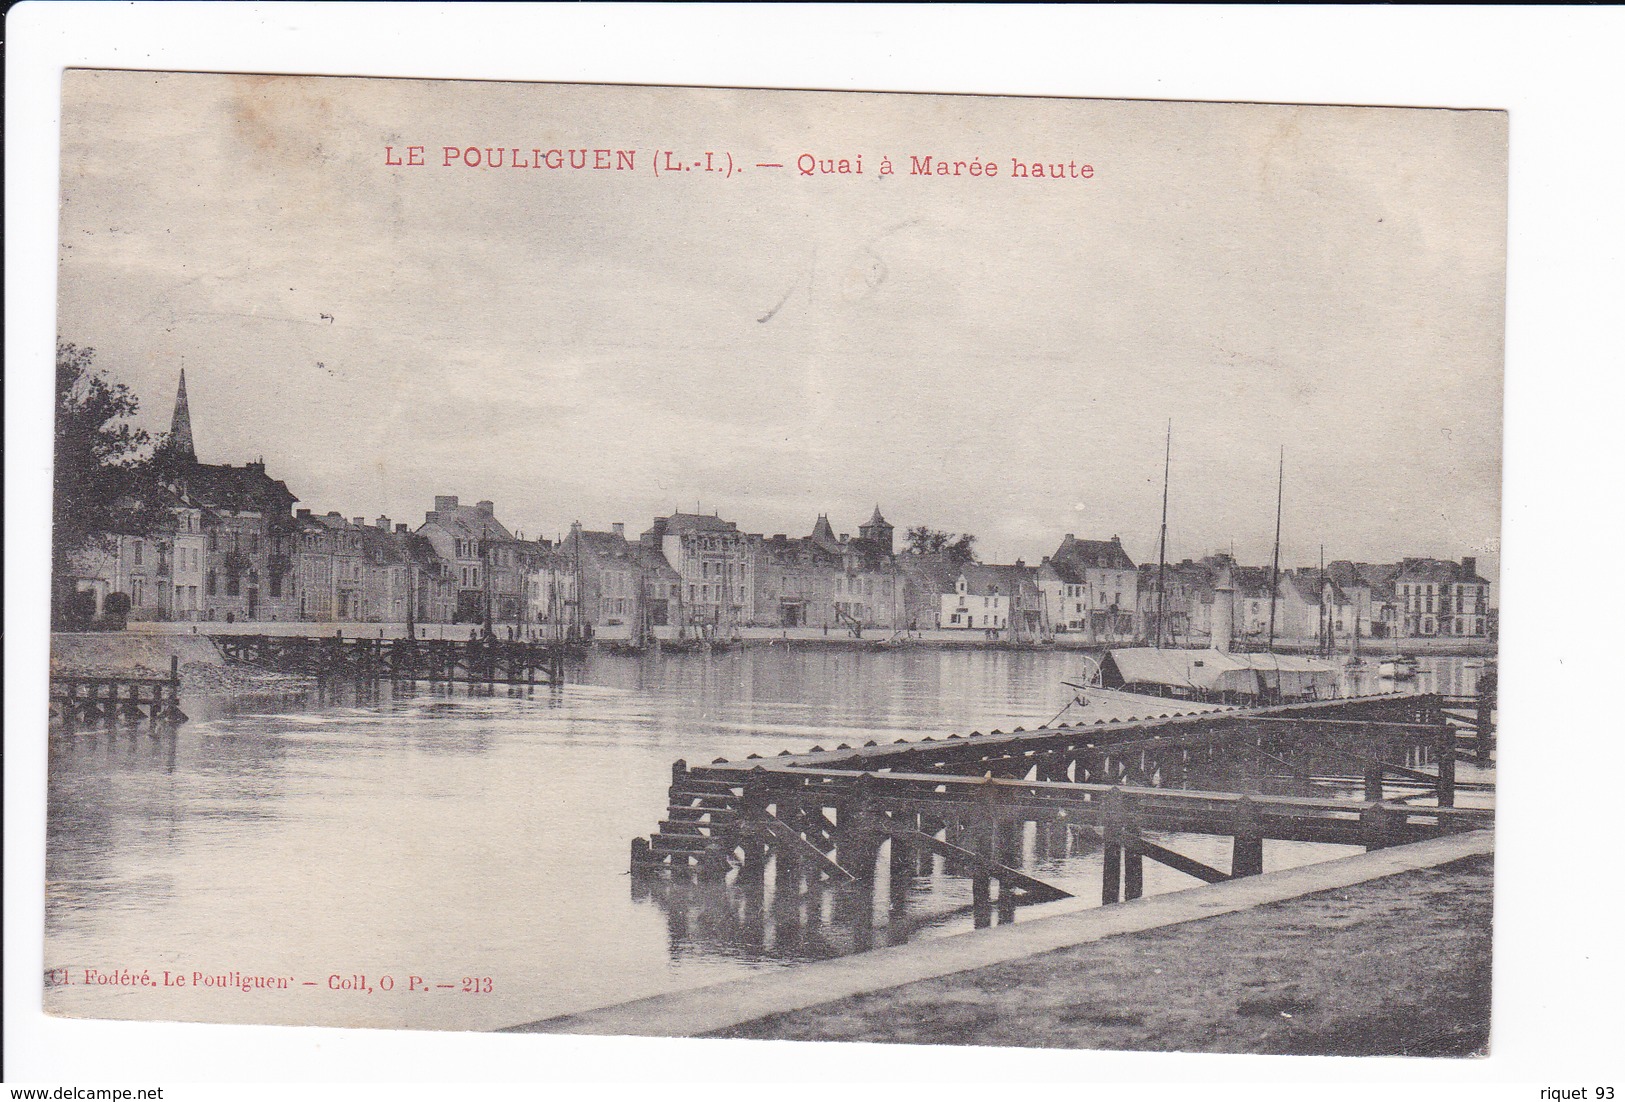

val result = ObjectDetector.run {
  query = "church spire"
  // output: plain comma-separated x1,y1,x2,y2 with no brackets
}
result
169,369,196,460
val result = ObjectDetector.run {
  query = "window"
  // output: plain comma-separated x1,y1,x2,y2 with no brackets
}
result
227,574,240,597
133,541,144,566
206,571,217,596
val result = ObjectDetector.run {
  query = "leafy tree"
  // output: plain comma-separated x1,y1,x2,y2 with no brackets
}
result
905,525,951,555
946,533,978,564
905,526,978,564
52,342,160,627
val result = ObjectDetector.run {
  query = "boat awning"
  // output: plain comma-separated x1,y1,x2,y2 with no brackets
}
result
1101,648,1260,694
1229,653,1342,697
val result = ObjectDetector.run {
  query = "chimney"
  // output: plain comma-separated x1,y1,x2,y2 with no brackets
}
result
612,522,625,539
434,495,459,512
296,508,312,520
376,515,390,531
395,523,408,534
352,517,365,529
1462,556,1477,578
476,500,495,516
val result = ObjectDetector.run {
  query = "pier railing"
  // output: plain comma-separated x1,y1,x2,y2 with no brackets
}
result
50,656,186,729
214,634,566,686
630,691,1494,928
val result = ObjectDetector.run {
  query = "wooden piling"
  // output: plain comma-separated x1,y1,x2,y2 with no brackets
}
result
971,824,993,920
1363,763,1385,803
1231,796,1264,878
1101,790,1123,905
1475,673,1495,764
1361,802,1398,851
1436,724,1456,808
1122,797,1144,901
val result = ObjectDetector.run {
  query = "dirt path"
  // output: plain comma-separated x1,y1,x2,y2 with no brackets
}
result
710,854,1492,1057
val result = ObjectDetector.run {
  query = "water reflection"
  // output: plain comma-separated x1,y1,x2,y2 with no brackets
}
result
44,647,1489,1031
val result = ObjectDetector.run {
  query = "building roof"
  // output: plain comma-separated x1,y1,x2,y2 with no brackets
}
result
1041,557,1086,586
1227,565,1277,598
359,524,429,565
421,500,515,543
166,460,298,523
957,563,1040,597
1397,557,1489,586
1052,534,1136,571
643,513,742,543
757,534,841,570
809,514,841,552
561,525,645,569
1280,569,1351,606
630,543,682,582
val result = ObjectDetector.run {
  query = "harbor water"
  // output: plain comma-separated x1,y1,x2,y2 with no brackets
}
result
44,648,1486,1031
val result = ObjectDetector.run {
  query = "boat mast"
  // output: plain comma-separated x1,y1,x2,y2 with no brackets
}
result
1267,447,1283,650
1154,420,1171,649
572,529,584,641
1318,542,1326,656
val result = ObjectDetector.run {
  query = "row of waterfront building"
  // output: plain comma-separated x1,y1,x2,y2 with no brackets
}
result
63,373,1495,644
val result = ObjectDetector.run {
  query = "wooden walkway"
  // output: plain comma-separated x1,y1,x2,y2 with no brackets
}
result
630,692,1494,928
214,634,566,686
50,656,186,728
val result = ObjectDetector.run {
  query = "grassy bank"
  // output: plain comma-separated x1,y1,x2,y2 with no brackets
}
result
710,854,1492,1056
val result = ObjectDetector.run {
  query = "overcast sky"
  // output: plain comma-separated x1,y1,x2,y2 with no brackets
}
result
56,71,1506,575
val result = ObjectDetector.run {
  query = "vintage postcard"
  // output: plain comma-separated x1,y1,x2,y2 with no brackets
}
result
46,69,1504,1054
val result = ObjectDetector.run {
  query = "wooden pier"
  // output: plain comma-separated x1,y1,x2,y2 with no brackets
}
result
214,634,566,686
630,692,1494,932
50,656,186,729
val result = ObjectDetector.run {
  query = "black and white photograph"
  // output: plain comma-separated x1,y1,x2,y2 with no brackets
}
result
8,5,1623,1097
41,65,1505,1047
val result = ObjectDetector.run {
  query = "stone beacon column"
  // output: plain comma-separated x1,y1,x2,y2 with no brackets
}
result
1213,565,1236,653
